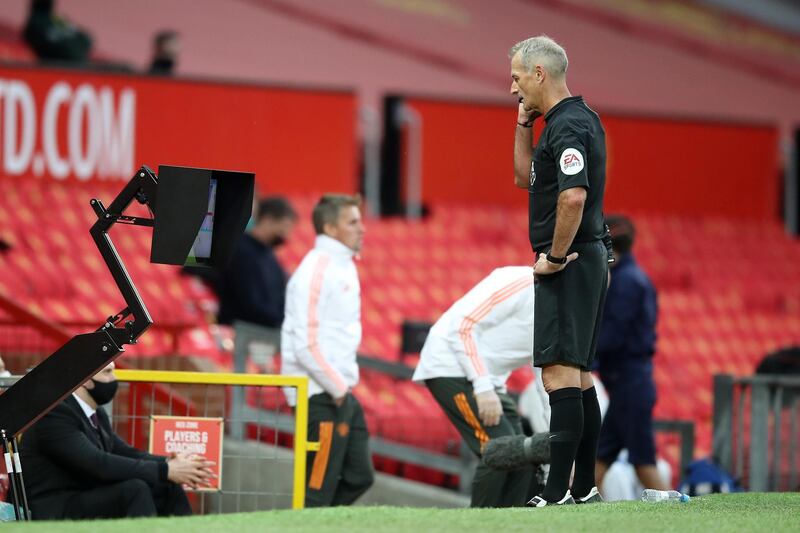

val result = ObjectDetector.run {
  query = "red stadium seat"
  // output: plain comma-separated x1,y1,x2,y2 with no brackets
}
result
2,174,799,484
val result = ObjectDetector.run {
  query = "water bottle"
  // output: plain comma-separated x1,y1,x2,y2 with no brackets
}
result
640,489,690,503
0,501,17,522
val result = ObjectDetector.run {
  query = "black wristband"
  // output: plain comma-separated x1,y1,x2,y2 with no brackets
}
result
517,121,533,128
546,252,567,264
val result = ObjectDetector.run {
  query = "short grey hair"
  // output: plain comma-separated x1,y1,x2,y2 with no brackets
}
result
312,194,361,235
509,35,568,77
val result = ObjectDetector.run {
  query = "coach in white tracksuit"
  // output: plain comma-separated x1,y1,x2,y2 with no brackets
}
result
281,194,373,507
413,266,543,507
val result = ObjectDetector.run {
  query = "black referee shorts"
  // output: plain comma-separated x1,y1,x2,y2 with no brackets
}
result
533,240,608,370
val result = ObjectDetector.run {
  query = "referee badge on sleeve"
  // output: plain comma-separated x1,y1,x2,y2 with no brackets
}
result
529,160,536,186
560,148,585,176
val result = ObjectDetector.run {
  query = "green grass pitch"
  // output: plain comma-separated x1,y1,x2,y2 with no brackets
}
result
4,493,799,532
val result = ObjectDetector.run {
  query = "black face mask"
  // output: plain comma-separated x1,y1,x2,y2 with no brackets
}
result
269,235,287,248
88,379,118,405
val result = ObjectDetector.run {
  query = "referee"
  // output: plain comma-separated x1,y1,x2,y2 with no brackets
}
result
510,36,609,507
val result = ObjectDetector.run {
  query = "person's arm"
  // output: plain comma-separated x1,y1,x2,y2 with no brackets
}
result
102,416,215,488
641,280,658,356
35,406,165,485
451,272,533,425
289,256,349,403
108,430,161,462
596,276,644,355
513,104,537,189
96,411,155,461
533,128,589,275
224,249,284,327
549,187,586,257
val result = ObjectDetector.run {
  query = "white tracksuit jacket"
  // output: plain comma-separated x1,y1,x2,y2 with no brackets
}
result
412,266,535,394
281,235,361,404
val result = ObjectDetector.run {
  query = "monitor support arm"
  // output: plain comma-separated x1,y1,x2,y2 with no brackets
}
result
0,165,159,439
89,166,158,346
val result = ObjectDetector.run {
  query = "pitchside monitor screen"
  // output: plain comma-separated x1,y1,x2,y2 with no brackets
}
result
151,165,253,267
185,178,217,266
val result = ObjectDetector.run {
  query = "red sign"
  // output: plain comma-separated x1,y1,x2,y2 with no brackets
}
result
0,66,358,195
149,416,223,491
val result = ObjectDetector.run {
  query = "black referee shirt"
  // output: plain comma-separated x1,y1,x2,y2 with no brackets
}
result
528,96,606,252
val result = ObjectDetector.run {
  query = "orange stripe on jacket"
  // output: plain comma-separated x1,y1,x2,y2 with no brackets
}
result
458,277,532,372
308,421,334,490
307,255,348,394
454,393,490,446
457,276,534,378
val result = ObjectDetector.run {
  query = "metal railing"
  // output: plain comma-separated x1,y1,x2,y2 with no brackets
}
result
713,373,800,491
229,321,477,492
230,322,695,493
1,371,316,511
653,419,695,480
115,370,314,509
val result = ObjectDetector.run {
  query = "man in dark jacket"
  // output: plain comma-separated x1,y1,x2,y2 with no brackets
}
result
217,197,297,328
20,363,214,520
594,215,669,492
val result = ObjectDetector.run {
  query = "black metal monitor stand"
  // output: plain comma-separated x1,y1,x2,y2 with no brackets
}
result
0,166,160,521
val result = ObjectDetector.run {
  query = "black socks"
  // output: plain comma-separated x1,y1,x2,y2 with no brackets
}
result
572,386,601,499
541,387,583,502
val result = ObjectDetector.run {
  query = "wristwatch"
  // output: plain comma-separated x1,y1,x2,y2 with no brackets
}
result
546,252,567,265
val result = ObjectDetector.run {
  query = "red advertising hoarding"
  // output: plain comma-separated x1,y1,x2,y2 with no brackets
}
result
0,66,358,195
149,416,223,492
405,97,779,219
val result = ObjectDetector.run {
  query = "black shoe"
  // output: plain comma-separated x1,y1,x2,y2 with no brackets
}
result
527,491,576,507
574,486,604,504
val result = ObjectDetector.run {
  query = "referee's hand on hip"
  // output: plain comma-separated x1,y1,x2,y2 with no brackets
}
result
533,251,578,276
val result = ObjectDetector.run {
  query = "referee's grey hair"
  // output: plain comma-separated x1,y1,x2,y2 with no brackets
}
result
509,35,568,77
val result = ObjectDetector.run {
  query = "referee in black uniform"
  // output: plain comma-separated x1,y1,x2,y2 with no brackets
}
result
510,36,609,507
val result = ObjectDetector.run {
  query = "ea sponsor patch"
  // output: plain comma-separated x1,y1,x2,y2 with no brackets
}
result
560,148,584,176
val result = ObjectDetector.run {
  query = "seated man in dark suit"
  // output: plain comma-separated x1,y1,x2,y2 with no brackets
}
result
19,363,215,520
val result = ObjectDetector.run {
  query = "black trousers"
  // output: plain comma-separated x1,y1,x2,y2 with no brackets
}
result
426,377,536,508
305,393,374,507
58,478,191,520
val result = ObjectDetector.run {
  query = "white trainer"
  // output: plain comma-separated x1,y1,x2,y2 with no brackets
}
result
527,490,576,507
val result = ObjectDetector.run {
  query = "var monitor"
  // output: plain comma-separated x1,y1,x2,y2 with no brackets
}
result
151,166,254,268
186,177,217,265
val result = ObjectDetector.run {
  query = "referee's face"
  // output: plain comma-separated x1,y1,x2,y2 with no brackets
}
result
510,52,539,113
